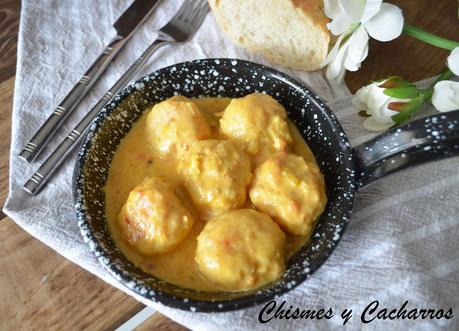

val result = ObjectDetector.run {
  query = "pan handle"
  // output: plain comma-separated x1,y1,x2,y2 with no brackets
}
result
353,110,459,189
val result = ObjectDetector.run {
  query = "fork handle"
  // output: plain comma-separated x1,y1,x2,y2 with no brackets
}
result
19,35,127,162
24,39,171,195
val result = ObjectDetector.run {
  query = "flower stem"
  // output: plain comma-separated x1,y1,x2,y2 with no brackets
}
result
419,88,433,101
430,68,454,87
403,23,459,50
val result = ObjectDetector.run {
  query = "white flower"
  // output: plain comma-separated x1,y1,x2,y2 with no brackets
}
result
431,81,459,112
432,47,459,112
447,47,459,75
321,0,404,82
352,80,407,131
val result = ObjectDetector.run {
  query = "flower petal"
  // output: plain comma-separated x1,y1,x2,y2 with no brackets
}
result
364,3,404,42
352,84,373,110
432,80,459,112
325,40,349,81
343,25,369,72
354,79,403,131
367,84,394,116
363,117,394,131
339,0,365,22
323,0,341,19
360,0,383,23
447,47,459,76
320,33,346,68
327,14,354,36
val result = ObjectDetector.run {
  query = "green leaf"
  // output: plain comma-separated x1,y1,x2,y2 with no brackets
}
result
383,85,419,99
391,97,424,125
378,76,411,88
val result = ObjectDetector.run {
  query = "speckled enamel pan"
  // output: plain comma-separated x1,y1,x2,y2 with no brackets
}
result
73,59,459,312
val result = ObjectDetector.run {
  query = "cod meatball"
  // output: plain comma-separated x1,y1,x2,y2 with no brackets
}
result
195,209,286,291
118,177,194,255
219,93,292,157
178,140,252,218
146,95,211,157
249,154,327,236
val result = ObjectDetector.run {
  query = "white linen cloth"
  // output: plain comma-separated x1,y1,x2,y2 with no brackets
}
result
4,1,459,330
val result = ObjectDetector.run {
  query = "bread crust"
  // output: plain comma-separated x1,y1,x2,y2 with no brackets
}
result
209,0,330,71
291,0,329,34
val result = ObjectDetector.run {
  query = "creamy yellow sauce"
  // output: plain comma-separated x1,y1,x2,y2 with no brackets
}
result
105,98,318,292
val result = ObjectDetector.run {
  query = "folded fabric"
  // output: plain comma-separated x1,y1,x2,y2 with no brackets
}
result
4,1,458,330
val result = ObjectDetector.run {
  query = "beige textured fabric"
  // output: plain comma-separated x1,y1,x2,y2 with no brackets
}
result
4,1,458,330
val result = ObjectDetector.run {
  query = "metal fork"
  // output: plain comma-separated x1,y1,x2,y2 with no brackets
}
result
23,0,210,195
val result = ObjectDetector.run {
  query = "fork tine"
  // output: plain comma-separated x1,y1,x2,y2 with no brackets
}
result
173,0,193,21
184,0,202,22
191,0,210,26
184,1,199,21
159,0,209,42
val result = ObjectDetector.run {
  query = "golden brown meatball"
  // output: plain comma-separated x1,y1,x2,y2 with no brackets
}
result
178,140,252,218
195,209,286,291
219,93,292,157
118,177,194,255
249,154,327,236
146,96,211,157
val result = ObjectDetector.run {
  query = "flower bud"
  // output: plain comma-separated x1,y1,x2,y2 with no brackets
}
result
432,81,459,112
352,77,423,131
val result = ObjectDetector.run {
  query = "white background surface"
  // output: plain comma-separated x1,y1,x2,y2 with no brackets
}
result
4,1,459,330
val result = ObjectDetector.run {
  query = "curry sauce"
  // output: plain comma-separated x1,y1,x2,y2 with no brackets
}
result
105,97,323,291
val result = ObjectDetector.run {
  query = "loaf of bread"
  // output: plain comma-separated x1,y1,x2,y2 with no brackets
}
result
208,0,330,71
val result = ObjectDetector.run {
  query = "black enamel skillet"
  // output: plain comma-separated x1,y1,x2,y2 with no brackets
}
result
74,59,459,312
